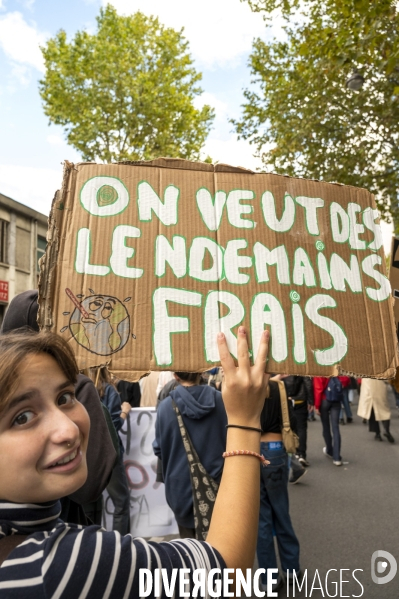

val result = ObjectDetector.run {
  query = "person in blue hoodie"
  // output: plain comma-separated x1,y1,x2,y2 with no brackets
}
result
153,371,227,538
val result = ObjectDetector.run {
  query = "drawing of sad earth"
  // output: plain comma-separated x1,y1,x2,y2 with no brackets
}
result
62,288,133,356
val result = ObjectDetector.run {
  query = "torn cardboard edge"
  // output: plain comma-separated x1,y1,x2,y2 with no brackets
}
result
38,158,399,381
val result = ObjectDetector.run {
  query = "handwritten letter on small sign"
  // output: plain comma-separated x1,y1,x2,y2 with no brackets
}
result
39,159,398,379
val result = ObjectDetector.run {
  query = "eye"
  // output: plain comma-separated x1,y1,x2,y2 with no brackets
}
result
12,411,34,427
58,392,75,407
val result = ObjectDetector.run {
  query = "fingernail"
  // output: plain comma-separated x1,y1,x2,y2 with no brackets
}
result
217,332,225,340
263,330,270,339
238,326,246,335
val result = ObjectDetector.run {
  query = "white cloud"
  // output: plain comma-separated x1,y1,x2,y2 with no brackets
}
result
0,164,63,215
201,134,263,170
194,92,228,117
0,12,47,72
47,135,64,146
105,0,277,68
380,219,393,256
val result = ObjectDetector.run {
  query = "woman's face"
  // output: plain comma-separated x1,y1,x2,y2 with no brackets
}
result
0,352,90,503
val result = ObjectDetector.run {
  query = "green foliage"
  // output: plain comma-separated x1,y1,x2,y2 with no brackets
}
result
39,5,214,162
236,0,399,225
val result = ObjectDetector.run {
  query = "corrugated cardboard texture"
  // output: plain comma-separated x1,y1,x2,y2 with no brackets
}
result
389,236,399,340
38,159,398,380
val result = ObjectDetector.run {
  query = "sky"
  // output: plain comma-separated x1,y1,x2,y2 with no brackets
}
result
0,0,393,251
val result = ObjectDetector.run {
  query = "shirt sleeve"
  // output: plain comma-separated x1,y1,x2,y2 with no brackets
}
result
313,377,328,410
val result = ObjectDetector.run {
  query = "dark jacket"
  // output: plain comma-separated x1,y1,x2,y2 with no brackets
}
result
102,383,125,455
153,385,227,528
117,380,141,407
1,290,117,524
283,376,314,407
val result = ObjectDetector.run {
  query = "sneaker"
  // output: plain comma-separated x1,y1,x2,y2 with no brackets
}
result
297,456,310,467
323,447,333,459
339,418,346,425
384,432,395,443
333,460,342,466
289,468,307,484
347,417,353,423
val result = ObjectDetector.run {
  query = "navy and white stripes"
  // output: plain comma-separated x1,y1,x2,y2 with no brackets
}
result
0,501,225,598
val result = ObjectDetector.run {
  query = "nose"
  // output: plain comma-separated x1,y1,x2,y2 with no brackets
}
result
47,405,80,447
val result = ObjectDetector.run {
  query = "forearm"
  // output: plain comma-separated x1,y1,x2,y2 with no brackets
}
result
206,428,261,570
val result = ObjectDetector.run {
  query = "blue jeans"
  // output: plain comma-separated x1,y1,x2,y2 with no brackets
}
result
257,444,300,584
320,400,341,462
340,387,352,420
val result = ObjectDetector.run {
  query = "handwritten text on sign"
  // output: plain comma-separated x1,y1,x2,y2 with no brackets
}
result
75,177,387,368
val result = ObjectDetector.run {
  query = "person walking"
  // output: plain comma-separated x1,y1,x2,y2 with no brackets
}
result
256,379,301,594
339,376,352,424
358,378,395,442
283,375,313,467
313,377,345,466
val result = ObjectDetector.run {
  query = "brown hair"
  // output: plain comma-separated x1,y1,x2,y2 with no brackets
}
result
0,330,79,413
83,366,116,398
174,372,201,384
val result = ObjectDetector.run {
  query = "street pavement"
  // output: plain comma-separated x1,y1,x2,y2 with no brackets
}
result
148,389,399,598
282,388,399,598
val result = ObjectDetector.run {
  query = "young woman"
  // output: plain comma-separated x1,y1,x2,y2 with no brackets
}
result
0,326,269,597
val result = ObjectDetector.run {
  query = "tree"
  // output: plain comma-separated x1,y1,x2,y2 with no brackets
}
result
235,0,399,225
39,5,214,163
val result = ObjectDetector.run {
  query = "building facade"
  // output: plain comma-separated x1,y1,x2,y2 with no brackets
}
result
0,191,48,327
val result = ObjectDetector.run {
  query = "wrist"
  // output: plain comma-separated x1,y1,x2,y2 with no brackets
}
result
227,418,261,429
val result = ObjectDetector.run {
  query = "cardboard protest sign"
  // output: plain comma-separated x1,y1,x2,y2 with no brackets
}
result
389,236,399,342
38,158,398,379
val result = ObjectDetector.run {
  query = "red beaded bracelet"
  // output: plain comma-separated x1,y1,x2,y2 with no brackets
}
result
222,450,270,467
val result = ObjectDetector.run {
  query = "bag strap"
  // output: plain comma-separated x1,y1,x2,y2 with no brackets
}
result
0,535,28,566
171,399,201,463
277,380,290,431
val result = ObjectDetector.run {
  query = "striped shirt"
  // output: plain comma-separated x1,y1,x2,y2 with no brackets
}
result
0,501,225,598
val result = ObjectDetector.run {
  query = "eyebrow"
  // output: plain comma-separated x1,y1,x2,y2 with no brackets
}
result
6,380,74,412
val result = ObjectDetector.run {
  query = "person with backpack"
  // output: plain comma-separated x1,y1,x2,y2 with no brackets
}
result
313,376,350,466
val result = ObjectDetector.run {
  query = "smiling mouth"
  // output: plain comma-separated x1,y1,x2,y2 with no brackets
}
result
46,446,80,469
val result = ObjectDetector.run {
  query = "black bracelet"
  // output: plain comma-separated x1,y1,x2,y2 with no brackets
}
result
226,424,262,434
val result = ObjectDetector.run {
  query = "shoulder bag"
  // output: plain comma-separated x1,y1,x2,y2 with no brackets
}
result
277,380,299,454
171,400,219,541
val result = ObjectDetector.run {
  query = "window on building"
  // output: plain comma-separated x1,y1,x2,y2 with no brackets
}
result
37,235,47,272
0,220,8,264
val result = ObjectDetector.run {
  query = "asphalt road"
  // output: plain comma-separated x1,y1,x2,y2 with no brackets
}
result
274,388,399,599
149,389,399,598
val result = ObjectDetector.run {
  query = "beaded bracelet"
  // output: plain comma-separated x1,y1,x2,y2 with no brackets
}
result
222,450,270,467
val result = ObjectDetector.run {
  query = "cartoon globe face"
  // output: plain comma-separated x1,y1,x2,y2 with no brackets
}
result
69,294,130,356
